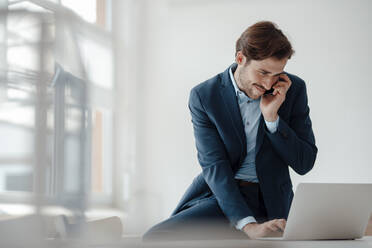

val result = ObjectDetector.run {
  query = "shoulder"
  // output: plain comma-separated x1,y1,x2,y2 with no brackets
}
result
190,72,223,101
286,72,306,94
278,72,309,118
284,72,308,103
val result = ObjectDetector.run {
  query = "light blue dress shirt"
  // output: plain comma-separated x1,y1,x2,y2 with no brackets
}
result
228,68,279,230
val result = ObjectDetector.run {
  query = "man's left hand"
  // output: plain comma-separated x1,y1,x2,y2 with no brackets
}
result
260,73,292,122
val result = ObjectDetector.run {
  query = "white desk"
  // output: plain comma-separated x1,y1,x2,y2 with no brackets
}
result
41,236,372,247
138,236,372,248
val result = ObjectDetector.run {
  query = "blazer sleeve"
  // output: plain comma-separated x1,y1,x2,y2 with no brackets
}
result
189,88,253,225
266,81,318,175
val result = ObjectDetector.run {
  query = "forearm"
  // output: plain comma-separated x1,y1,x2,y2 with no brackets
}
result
201,161,254,224
265,117,317,175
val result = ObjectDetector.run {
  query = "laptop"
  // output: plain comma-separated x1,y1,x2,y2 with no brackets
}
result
261,183,372,240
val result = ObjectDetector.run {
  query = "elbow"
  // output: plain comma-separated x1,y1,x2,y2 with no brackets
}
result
295,163,314,175
294,146,318,175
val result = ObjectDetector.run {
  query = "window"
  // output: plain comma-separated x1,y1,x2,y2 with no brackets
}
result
61,0,97,23
0,0,114,209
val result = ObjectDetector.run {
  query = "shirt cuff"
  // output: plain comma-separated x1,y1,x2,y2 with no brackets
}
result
235,216,257,230
264,116,279,134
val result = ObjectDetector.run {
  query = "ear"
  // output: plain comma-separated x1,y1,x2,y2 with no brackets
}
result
235,51,246,65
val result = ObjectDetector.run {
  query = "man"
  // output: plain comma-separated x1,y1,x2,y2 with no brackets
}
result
143,21,317,241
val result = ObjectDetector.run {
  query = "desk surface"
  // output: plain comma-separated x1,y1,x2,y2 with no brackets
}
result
42,236,372,248
137,236,372,248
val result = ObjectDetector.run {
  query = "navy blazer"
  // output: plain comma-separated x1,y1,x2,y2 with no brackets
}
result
172,64,318,226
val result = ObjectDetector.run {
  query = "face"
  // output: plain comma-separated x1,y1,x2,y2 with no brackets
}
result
234,53,288,99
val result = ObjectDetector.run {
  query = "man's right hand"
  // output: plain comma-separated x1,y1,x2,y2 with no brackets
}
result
242,219,286,239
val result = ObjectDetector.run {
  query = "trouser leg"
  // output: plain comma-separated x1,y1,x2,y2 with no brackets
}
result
142,196,245,241
143,184,268,241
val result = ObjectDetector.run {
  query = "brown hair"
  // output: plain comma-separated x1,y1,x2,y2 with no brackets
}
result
235,21,294,62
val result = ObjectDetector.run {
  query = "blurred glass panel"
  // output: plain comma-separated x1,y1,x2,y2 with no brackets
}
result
0,10,87,202
7,45,40,71
7,7,55,73
0,165,33,193
0,2,113,219
0,6,102,246
91,109,103,193
61,0,97,23
7,88,30,100
0,103,34,157
8,1,53,13
78,37,113,89
7,11,42,44
65,106,83,133
64,135,80,193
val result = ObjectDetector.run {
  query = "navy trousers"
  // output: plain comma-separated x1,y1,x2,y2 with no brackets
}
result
143,183,268,241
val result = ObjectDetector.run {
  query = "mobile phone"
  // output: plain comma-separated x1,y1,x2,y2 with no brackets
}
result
263,73,286,96
264,88,274,96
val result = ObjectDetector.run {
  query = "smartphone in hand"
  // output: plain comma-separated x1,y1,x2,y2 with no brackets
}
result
263,73,286,96
263,88,274,96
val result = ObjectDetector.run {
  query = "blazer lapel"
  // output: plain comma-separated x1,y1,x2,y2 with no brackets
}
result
219,64,266,163
219,64,246,150
255,115,265,157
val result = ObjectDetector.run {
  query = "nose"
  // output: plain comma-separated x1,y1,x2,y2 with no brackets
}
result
261,77,276,90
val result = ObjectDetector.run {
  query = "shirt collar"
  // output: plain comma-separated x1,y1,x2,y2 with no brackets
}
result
229,67,256,103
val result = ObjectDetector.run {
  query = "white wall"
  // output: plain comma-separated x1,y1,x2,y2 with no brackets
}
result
113,0,372,234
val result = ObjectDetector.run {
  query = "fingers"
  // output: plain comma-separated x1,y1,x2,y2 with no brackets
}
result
267,223,280,232
274,219,286,231
272,85,284,96
273,81,289,90
244,220,286,239
272,80,291,96
279,73,291,85
265,219,286,233
272,88,280,96
280,74,292,88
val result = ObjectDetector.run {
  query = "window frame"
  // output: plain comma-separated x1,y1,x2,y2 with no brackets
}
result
0,0,116,209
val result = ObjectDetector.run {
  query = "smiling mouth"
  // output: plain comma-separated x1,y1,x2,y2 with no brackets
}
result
254,84,265,93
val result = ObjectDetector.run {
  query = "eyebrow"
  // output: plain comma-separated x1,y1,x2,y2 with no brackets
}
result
259,69,285,76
